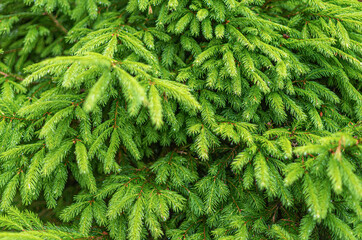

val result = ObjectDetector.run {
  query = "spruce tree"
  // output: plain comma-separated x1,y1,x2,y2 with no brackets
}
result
0,0,361,239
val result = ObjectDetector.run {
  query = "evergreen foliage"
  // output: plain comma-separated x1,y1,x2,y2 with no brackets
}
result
0,0,361,239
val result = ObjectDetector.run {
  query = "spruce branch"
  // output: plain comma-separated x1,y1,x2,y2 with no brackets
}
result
0,0,361,239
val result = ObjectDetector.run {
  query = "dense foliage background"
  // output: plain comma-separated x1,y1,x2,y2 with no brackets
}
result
0,0,361,239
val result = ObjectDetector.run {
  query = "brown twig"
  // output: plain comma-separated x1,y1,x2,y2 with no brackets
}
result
1,115,37,122
45,11,68,34
0,71,24,81
1,48,22,54
262,0,274,8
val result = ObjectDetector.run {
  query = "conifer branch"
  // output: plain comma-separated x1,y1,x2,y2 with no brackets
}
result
0,1,361,239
